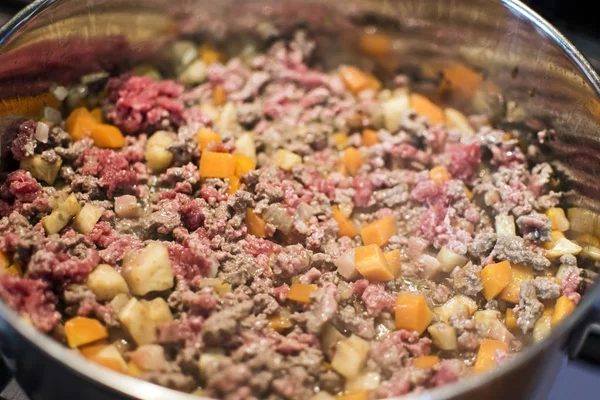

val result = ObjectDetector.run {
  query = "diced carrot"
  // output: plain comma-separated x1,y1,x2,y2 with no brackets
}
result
361,129,378,147
66,107,96,140
332,206,358,237
79,340,109,358
474,339,507,373
0,251,9,270
233,154,256,178
337,391,369,400
395,293,433,334
88,344,127,373
287,282,318,304
505,308,517,331
414,355,440,368
89,124,125,149
409,94,444,125
212,85,226,107
199,151,236,178
384,249,402,278
343,147,363,176
464,187,473,200
358,31,391,58
480,261,512,301
90,108,103,123
334,159,348,176
552,296,576,327
429,166,450,183
200,43,224,65
64,317,109,348
438,64,483,100
246,208,267,238
498,263,533,304
5,263,22,276
227,176,241,195
544,231,565,250
268,314,293,332
360,215,396,247
0,92,60,117
197,128,222,151
127,361,142,376
332,132,348,150
355,244,394,282
339,65,381,94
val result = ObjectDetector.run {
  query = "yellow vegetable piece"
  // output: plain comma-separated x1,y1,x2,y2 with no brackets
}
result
89,124,125,149
246,208,267,238
360,216,396,247
212,85,226,107
127,361,143,376
414,355,440,368
87,344,127,373
332,206,358,238
545,208,570,232
339,65,381,94
481,261,512,301
361,129,378,147
332,132,348,150
552,296,576,327
199,43,224,65
343,147,363,176
337,391,369,400
358,31,392,58
464,187,473,200
544,231,565,250
505,308,517,331
199,151,235,178
288,282,318,304
5,263,22,276
227,176,241,195
79,340,109,358
498,263,534,304
233,154,256,178
383,249,402,278
66,107,96,140
197,128,222,152
268,314,293,332
429,166,450,183
355,244,394,282
474,339,508,373
90,108,103,123
64,317,109,348
395,293,433,334
409,93,444,125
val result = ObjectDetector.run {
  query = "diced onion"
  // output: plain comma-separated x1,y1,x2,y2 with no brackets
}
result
545,237,582,259
42,107,62,124
532,316,552,342
335,248,358,280
51,85,69,101
495,214,516,236
178,60,208,84
345,372,381,392
427,322,457,350
436,246,468,273
35,122,49,143
382,89,409,132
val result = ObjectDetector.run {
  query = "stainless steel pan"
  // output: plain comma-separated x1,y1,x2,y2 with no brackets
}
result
1,1,599,399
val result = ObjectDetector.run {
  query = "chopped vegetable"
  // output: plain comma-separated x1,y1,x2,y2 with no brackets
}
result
0,92,60,118
268,312,293,332
409,93,444,125
118,298,157,345
227,176,241,194
498,263,533,304
233,154,256,178
89,123,125,149
383,249,402,278
199,151,236,178
343,147,363,176
336,392,369,400
42,193,80,235
332,132,348,150
321,323,346,360
121,242,174,296
505,308,517,331
197,349,226,381
235,132,257,162
90,108,103,123
429,166,450,183
332,206,358,237
20,155,62,185
544,231,565,250
0,252,9,271
273,149,302,171
427,322,458,350
86,344,128,373
197,128,222,152
546,208,570,232
129,344,168,371
438,64,483,100
358,31,391,58
339,65,381,94
199,43,224,65
335,248,359,280
360,216,396,247
382,88,410,132
474,339,507,373
114,195,141,218
355,244,394,281
140,298,174,324
212,85,226,106
179,59,207,84
495,214,516,236
395,293,432,334
87,264,130,301
344,371,381,392
331,335,370,379
434,294,478,322
545,237,582,259
444,108,474,135
481,261,512,301
246,208,267,238
145,131,175,172
414,355,440,368
215,102,237,133
64,316,109,348
72,204,104,235
552,296,576,327
533,316,552,342
361,129,378,147
287,282,318,304
436,246,468,273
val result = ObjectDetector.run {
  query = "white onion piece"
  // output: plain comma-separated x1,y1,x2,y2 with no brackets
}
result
295,202,314,222
418,254,441,279
42,107,62,124
495,214,516,236
35,122,49,143
51,85,69,101
345,372,381,392
335,248,358,280
437,246,468,273
129,344,168,371
114,195,140,218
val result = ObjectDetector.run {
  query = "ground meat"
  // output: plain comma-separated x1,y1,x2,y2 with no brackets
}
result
469,232,497,258
533,276,560,300
493,235,551,270
516,281,544,333
332,305,376,339
516,212,552,242
361,283,396,316
429,359,467,387
369,330,431,378
11,120,36,161
270,245,311,280
141,371,197,392
560,266,582,304
301,284,337,334
443,142,481,182
0,170,40,203
452,263,483,297
76,148,137,198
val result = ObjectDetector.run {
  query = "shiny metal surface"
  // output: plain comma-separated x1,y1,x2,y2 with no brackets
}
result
0,1,599,399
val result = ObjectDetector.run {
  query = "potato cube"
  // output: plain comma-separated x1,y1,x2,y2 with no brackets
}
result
20,155,62,185
121,242,174,296
444,108,474,135
331,335,370,379
87,264,130,301
114,195,141,218
118,298,157,345
140,298,174,323
433,294,478,323
427,322,457,350
382,89,409,132
532,316,552,342
545,237,582,259
197,349,226,381
72,204,104,234
109,293,130,314
345,371,381,392
235,132,256,162
145,131,174,172
87,344,127,373
436,246,468,273
42,193,80,235
545,208,570,232
273,149,302,171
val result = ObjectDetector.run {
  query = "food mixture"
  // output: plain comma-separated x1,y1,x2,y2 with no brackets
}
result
0,31,593,399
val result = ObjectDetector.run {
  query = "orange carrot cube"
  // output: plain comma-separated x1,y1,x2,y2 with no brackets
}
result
90,108,103,123
212,85,226,107
481,261,512,301
355,244,394,282
474,339,508,373
361,129,378,147
343,148,363,176
199,43,224,65
358,31,392,58
233,154,256,178
409,94,444,125
64,317,109,348
395,293,432,334
414,355,440,368
199,151,235,178
552,295,576,327
89,124,125,149
505,308,517,331
384,249,402,278
360,215,396,247
66,107,96,141
287,282,318,304
246,208,267,238
197,128,222,151
339,65,381,94
438,64,483,100
227,176,241,195
429,166,450,183
332,206,358,238
498,264,533,304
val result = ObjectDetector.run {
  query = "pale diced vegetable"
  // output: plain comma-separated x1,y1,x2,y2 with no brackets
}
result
86,344,128,373
129,344,168,371
331,335,370,379
118,298,157,345
178,59,208,84
20,155,62,185
72,204,104,234
42,107,62,124
345,372,381,392
114,195,141,218
320,323,346,360
35,121,49,142
235,132,257,162
532,315,552,342
42,193,80,235
444,108,474,135
121,242,174,296
145,131,174,172
109,293,130,314
197,349,226,381
215,102,237,133
427,322,457,350
87,264,130,301
382,89,409,132
335,248,359,280
434,294,478,323
495,214,516,236
545,237,582,259
140,298,174,323
273,149,302,171
436,246,468,273
545,208,570,232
